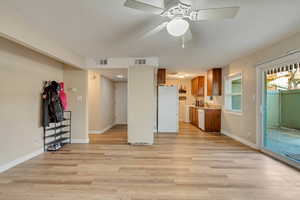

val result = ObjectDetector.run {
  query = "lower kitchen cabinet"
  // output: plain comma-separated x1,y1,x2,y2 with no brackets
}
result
198,109,221,132
189,107,199,127
189,107,221,132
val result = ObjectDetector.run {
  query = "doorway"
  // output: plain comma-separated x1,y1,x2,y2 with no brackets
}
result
257,55,300,169
88,69,128,144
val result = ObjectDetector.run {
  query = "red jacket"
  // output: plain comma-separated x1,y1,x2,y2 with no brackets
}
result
59,82,68,111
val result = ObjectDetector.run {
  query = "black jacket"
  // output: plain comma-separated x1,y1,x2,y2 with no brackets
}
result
42,81,64,127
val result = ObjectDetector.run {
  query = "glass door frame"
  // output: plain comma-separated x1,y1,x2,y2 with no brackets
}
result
256,54,300,170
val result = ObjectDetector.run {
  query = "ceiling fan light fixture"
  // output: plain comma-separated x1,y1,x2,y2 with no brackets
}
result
166,18,189,37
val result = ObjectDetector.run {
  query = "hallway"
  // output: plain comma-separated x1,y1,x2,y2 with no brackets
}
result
89,125,128,145
0,123,299,200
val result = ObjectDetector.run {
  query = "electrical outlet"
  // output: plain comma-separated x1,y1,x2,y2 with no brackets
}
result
247,132,252,137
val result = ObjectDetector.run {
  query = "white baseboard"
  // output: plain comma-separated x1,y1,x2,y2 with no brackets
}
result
89,123,115,134
221,129,259,150
0,148,44,173
128,142,153,146
115,122,127,125
72,139,90,144
89,130,104,134
157,129,179,133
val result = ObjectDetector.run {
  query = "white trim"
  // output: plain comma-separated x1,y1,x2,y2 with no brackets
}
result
128,142,154,146
72,139,90,144
256,51,300,68
224,72,243,112
256,67,264,148
115,123,127,125
0,148,44,173
227,72,243,78
89,130,103,134
89,123,116,134
223,110,243,116
221,129,259,150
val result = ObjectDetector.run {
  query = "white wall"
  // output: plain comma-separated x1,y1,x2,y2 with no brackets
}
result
115,82,128,124
221,32,300,145
100,76,115,129
88,72,115,133
0,37,63,168
0,2,85,68
128,66,155,145
63,68,89,143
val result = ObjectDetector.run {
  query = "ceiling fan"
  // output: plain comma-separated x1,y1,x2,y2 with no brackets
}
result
124,0,240,47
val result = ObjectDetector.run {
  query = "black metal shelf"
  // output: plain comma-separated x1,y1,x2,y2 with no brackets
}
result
45,131,69,138
46,137,70,146
43,111,72,152
46,124,69,131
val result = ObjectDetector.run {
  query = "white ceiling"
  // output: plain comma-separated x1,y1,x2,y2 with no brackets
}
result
3,0,300,70
94,69,128,82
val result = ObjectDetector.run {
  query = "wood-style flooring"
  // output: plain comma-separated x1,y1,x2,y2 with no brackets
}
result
0,123,299,200
89,125,128,144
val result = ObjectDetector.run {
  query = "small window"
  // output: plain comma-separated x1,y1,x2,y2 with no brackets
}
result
225,73,243,112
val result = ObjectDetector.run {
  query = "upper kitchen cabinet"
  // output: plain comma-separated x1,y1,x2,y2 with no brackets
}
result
207,68,222,96
191,76,205,97
157,68,166,85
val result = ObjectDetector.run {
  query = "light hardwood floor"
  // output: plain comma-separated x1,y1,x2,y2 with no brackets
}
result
0,123,299,200
89,125,128,144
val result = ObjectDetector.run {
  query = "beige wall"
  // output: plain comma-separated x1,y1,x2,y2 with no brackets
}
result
0,37,64,166
0,2,85,68
115,82,127,124
221,32,300,145
63,69,89,142
88,72,115,132
88,72,101,131
128,66,155,144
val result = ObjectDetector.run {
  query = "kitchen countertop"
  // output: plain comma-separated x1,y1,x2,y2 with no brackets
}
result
188,105,222,110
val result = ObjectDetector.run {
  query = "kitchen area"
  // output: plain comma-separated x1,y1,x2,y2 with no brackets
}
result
188,68,222,132
157,68,222,133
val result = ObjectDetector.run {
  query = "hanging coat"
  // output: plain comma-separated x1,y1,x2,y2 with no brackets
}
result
59,82,68,111
42,81,64,127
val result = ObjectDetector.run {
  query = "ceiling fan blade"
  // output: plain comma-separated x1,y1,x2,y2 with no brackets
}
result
124,0,164,15
142,22,169,39
192,7,240,21
164,0,179,9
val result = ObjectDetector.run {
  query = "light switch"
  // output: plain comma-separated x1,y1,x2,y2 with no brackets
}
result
77,96,83,102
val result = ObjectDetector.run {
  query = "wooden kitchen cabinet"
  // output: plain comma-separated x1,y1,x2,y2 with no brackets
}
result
189,107,198,127
191,78,197,96
191,76,205,97
202,109,221,132
190,107,221,132
207,68,222,96
197,76,205,96
157,68,166,85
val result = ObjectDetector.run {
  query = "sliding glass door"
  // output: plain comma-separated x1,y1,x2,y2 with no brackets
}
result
262,66,300,164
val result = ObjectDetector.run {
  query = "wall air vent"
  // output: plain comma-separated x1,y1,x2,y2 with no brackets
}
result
99,59,108,65
135,59,146,65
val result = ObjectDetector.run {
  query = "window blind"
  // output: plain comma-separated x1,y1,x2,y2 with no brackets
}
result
266,63,299,75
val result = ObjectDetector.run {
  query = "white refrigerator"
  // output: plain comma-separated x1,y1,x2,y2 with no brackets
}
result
158,86,179,133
